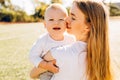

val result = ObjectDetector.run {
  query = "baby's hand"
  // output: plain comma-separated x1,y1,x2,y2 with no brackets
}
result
46,60,59,73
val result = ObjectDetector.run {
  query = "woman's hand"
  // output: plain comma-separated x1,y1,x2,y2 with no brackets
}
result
38,60,59,73
40,51,59,73
43,51,55,61
46,60,59,73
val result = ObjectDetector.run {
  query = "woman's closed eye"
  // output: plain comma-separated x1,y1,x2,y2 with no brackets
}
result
71,17,76,20
70,13,76,20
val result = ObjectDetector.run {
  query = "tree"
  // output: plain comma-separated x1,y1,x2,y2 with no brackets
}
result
109,3,120,16
33,2,49,19
0,0,10,7
51,0,62,4
0,0,5,5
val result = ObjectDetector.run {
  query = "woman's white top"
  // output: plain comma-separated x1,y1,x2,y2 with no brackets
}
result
29,33,75,67
51,41,87,80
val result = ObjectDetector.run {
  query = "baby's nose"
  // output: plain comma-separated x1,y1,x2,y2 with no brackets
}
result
54,20,59,24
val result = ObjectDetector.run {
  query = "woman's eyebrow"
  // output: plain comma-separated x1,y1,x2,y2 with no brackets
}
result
70,13,76,17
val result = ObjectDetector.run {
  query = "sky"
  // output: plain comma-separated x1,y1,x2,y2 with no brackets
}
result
10,0,120,15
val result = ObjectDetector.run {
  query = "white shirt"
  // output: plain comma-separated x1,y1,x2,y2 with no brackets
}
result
29,33,75,67
51,41,87,80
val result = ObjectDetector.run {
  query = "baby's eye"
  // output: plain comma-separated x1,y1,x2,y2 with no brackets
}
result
59,19,64,21
49,19,54,21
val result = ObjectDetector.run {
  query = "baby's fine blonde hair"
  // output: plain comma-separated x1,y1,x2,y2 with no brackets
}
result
44,3,68,19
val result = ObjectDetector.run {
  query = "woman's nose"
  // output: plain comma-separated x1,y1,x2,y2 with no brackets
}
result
66,17,70,24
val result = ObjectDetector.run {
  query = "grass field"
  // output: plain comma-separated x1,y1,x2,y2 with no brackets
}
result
109,18,120,80
0,18,120,80
0,23,46,80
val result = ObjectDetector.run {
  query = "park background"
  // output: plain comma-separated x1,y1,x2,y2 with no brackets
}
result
0,0,120,80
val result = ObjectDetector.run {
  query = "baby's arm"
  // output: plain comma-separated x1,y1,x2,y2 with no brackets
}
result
29,37,49,78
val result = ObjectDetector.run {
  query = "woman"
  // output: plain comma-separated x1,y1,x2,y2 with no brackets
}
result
41,0,112,80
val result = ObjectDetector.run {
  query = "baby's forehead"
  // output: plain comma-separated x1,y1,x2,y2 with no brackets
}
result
45,13,67,20
45,8,68,19
46,8,66,14
45,6,67,14
47,3,65,11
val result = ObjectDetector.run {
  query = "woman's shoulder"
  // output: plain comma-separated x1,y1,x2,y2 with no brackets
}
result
65,41,87,55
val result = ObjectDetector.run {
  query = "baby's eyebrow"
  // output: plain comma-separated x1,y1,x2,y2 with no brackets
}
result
49,18,54,19
48,18,54,21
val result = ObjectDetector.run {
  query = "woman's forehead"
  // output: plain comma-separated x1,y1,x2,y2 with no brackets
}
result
70,3,85,19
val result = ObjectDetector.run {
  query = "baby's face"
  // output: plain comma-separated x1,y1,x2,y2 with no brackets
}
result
44,9,67,37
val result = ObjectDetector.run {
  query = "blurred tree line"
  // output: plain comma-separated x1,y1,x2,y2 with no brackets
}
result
0,0,40,22
109,3,120,16
0,0,120,22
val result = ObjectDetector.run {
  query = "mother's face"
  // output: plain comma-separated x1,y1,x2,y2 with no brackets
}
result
66,2,88,41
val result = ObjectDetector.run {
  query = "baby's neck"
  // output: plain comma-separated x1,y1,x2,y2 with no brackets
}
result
49,34,64,41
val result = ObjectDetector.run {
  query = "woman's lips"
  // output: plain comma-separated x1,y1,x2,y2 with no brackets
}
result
66,23,71,29
66,25,71,29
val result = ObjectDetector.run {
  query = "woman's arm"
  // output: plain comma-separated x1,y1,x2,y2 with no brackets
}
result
38,59,59,73
30,67,47,79
30,60,59,79
30,60,48,79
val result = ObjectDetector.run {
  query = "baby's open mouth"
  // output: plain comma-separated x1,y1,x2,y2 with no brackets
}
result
53,27,61,30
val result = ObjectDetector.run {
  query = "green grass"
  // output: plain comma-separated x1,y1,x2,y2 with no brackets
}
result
0,23,46,80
